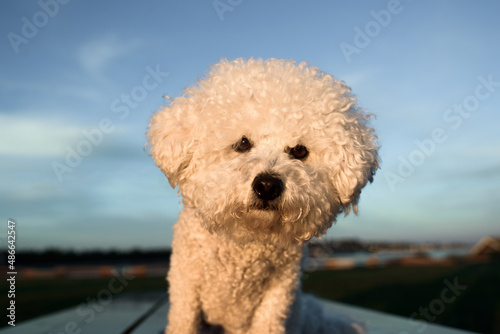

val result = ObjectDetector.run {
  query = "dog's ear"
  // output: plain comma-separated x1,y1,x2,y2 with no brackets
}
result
329,109,379,215
147,101,195,188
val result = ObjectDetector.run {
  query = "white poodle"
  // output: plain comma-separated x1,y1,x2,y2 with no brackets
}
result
148,58,379,334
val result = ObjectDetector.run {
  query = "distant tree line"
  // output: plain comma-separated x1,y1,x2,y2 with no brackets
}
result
1,248,172,267
308,238,472,257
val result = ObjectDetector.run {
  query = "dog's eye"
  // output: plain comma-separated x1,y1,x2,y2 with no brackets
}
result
233,136,253,153
288,145,309,160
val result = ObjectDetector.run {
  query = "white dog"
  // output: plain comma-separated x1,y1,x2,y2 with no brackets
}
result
148,58,379,334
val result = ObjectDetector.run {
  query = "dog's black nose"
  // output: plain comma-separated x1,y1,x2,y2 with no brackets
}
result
252,174,284,201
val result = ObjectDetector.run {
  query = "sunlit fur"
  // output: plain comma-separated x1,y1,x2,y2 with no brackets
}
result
148,58,379,334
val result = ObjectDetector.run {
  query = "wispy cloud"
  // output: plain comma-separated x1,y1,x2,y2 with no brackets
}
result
77,33,143,85
0,113,82,157
0,79,103,103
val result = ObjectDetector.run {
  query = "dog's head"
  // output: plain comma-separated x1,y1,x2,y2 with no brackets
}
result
148,58,379,244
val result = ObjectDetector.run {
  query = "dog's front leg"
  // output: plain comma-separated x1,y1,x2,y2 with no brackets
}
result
165,239,203,334
165,279,201,334
248,265,301,334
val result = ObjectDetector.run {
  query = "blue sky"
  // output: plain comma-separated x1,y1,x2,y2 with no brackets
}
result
1,0,499,250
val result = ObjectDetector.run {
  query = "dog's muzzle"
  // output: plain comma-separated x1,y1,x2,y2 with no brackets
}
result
252,173,284,201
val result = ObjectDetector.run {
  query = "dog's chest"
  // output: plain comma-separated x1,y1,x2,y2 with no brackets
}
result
203,245,275,298
199,242,301,327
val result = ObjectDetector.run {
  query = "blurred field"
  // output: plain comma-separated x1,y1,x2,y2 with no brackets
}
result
302,262,500,334
2,263,499,333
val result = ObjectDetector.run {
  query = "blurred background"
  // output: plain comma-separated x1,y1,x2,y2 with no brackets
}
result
1,1,499,333
1,0,500,249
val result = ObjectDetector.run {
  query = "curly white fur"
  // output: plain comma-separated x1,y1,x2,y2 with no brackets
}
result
148,58,379,334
